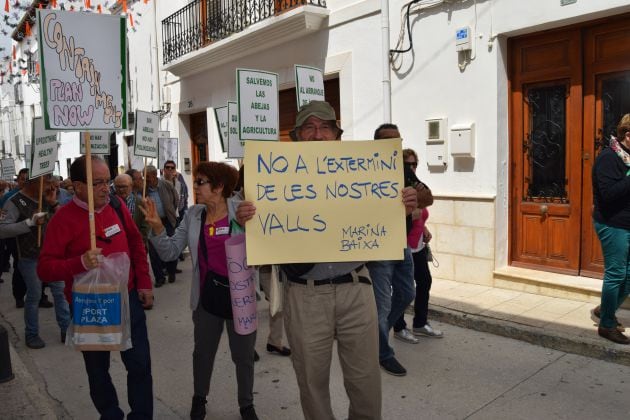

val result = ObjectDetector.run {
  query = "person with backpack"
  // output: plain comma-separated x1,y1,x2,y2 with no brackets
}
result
37,155,154,419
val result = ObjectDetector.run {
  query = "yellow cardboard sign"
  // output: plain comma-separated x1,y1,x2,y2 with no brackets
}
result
243,139,406,265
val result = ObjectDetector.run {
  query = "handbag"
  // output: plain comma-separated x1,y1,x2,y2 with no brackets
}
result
198,208,233,319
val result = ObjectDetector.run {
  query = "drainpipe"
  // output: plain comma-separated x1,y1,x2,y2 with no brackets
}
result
381,0,392,123
152,0,161,116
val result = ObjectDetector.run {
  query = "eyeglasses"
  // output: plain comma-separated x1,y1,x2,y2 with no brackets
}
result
114,185,130,190
92,179,111,188
300,122,336,136
164,166,176,170
405,161,418,168
194,178,210,186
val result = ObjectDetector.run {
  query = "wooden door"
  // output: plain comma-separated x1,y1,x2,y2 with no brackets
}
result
580,19,630,278
190,112,208,170
509,30,583,274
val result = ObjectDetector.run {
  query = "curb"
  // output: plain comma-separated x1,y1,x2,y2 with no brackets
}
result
428,305,630,367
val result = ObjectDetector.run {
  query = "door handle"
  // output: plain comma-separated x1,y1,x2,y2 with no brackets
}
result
540,205,549,215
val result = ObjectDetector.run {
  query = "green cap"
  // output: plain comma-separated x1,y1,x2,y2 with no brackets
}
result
290,100,343,141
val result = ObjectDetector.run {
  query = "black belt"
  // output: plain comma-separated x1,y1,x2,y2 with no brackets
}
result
288,266,371,286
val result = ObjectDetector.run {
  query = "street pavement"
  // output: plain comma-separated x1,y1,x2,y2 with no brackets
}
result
1,260,630,419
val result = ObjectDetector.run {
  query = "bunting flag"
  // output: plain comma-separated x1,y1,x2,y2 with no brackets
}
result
144,0,148,4
85,0,91,8
24,20,30,36
122,0,127,13
129,13,133,27
35,61,39,75
97,4,101,13
12,45,15,60
38,3,42,8
4,0,8,13
51,0,56,8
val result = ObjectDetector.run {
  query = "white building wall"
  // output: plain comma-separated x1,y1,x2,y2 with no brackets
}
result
154,0,630,286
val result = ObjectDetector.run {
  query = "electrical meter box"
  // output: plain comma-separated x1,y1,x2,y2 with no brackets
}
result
450,123,475,158
456,27,472,52
425,117,447,167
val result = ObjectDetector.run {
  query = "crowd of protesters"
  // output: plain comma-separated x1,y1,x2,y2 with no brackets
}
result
0,101,447,420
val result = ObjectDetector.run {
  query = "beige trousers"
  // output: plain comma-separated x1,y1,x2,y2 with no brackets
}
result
284,270,381,420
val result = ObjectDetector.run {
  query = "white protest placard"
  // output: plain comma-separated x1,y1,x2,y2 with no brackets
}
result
0,159,15,182
214,106,228,153
25,145,32,170
134,110,159,158
295,65,325,108
158,138,179,168
236,69,279,141
80,132,111,155
227,101,244,159
37,10,127,130
30,117,59,178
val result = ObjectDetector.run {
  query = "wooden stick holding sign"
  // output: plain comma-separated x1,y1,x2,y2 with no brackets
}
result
143,157,148,199
84,132,97,251
37,176,44,247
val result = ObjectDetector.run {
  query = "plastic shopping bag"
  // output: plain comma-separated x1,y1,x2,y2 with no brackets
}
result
68,252,132,351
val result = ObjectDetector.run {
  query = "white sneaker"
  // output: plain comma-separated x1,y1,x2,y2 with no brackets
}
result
413,324,444,338
394,328,419,344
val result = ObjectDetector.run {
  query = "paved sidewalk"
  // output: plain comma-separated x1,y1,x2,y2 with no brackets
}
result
428,279,630,366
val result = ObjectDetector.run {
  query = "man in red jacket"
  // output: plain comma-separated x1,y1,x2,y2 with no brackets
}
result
38,155,154,419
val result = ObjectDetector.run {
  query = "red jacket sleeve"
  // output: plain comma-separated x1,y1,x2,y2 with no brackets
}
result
117,197,152,290
37,207,87,283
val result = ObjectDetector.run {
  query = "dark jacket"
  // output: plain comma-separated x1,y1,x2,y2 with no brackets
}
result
592,146,630,229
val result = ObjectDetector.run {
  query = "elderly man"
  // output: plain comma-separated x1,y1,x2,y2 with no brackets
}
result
237,101,417,420
0,174,69,348
37,156,153,418
145,165,179,287
114,174,149,249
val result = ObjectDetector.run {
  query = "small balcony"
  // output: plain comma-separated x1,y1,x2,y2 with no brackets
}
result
162,0,328,72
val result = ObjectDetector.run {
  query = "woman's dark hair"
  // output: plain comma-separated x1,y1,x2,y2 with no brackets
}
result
235,165,245,192
70,155,108,183
194,162,239,198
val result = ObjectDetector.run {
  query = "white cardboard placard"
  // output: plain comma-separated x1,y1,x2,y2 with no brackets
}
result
0,158,15,182
30,117,59,178
214,106,228,153
80,132,111,155
295,65,325,108
134,110,159,158
37,10,127,130
228,101,244,159
158,138,179,168
236,69,279,141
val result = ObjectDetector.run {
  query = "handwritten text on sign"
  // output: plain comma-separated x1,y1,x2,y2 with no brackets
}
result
225,235,257,335
243,139,406,265
37,10,126,130
134,110,159,158
30,117,59,178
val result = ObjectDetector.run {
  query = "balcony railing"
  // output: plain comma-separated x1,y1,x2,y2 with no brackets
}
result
162,0,327,65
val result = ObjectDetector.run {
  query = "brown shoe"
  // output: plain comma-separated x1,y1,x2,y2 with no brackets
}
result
593,306,625,331
598,327,630,344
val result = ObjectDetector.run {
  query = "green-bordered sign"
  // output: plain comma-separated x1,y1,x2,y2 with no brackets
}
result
295,65,325,108
80,132,111,155
228,101,244,159
30,117,59,178
37,10,127,131
213,105,228,153
236,69,279,141
134,110,159,158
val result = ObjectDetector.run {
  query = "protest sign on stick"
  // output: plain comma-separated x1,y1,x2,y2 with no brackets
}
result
158,138,178,168
214,106,228,153
243,139,406,265
31,117,59,247
236,69,279,142
37,10,127,131
134,110,159,159
295,65,325,108
227,101,243,159
80,132,111,155
0,159,15,182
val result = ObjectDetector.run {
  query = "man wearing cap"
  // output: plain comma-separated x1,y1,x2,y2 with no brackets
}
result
237,101,417,420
